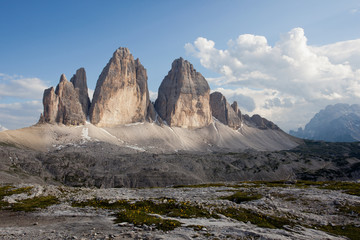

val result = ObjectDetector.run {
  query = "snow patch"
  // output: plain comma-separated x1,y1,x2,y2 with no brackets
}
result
125,122,145,127
125,144,145,152
81,128,91,143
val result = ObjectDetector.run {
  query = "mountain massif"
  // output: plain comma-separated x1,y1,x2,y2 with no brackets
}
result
290,103,360,142
0,47,312,187
13,46,296,154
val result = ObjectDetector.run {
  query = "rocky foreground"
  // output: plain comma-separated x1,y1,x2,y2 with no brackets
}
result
0,181,359,240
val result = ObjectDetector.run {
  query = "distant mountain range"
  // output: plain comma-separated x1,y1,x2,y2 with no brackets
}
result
290,103,360,142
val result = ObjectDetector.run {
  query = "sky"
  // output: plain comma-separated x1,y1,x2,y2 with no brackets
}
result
1,0,360,131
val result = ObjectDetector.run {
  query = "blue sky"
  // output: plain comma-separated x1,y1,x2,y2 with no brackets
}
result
1,0,360,131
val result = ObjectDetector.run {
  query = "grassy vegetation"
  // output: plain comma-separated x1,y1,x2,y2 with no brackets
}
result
173,183,228,188
0,185,33,209
217,207,293,229
73,197,219,231
318,181,360,196
115,210,181,231
0,185,58,212
236,180,360,197
221,191,262,204
10,195,59,212
339,203,360,216
318,225,360,240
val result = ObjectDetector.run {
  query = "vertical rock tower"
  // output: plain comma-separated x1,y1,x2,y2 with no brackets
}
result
210,92,242,129
70,68,90,117
89,47,150,126
41,72,87,125
154,58,212,128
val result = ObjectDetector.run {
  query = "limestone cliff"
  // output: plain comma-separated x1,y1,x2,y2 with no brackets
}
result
154,58,212,128
70,68,90,116
41,74,86,125
89,47,150,126
210,92,242,129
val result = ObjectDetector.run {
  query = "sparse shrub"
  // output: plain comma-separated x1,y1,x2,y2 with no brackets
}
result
217,207,293,229
221,191,262,203
10,195,59,212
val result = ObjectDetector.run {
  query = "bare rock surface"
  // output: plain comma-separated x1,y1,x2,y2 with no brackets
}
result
42,74,86,125
1,183,357,239
231,101,243,121
155,58,212,128
210,92,242,129
89,47,150,127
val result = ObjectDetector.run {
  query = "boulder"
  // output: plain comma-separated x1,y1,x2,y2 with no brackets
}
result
154,58,212,128
89,47,150,126
210,92,242,129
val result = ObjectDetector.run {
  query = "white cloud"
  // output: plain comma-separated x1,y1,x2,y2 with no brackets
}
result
0,73,48,99
149,90,158,103
0,73,48,130
0,124,7,132
186,28,360,131
88,88,94,102
0,100,43,130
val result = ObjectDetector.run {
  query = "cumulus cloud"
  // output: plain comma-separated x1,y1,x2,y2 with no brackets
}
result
186,28,360,131
149,90,158,103
0,100,43,130
0,73,48,99
0,73,47,129
0,124,7,132
88,88,94,102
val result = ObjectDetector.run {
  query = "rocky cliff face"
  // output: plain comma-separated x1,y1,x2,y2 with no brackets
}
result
210,92,242,129
154,58,212,128
231,101,243,122
70,68,90,116
250,114,280,130
41,74,86,125
89,48,150,126
290,103,360,142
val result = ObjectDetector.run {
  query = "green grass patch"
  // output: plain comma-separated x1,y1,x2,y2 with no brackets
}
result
221,191,262,203
0,185,33,199
10,195,59,212
318,181,360,196
114,210,181,231
73,198,219,231
72,198,130,210
173,183,228,188
218,207,293,229
339,203,360,216
0,185,33,209
318,225,360,240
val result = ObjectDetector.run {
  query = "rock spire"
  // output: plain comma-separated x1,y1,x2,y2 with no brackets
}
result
41,73,87,125
70,68,90,116
89,47,150,126
154,58,212,128
210,92,242,129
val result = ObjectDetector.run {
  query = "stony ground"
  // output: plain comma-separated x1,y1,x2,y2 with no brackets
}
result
1,181,359,240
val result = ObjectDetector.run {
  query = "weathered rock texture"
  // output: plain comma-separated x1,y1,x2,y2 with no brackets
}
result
231,101,243,122
70,68,90,116
210,92,242,129
41,74,86,125
89,48,150,126
249,114,280,130
154,58,212,128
